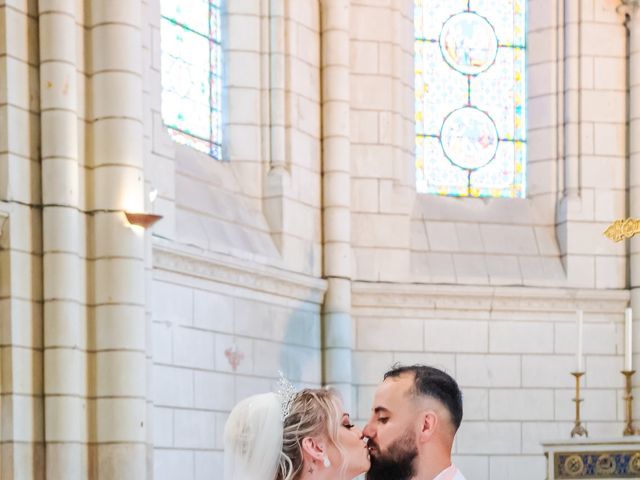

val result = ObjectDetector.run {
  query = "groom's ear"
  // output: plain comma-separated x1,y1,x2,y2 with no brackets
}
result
418,411,438,443
301,436,326,462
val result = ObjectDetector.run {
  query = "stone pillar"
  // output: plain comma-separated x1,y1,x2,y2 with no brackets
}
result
88,1,148,477
38,1,87,477
320,0,353,409
563,0,581,198
626,2,640,413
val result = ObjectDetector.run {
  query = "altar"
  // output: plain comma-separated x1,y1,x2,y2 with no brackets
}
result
543,438,640,479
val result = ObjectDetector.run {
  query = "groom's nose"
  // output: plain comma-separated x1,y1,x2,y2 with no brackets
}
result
362,423,375,439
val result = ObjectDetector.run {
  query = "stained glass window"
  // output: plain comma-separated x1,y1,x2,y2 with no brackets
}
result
415,0,526,198
160,0,222,159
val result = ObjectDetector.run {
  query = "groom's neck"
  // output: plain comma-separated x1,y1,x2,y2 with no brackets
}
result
413,443,452,480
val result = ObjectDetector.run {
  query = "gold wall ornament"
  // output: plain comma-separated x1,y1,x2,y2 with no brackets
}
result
603,218,640,242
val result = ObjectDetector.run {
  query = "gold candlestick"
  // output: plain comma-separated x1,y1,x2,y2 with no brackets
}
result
621,370,637,436
570,372,588,437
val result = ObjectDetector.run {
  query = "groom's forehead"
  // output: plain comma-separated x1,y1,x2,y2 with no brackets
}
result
374,375,414,406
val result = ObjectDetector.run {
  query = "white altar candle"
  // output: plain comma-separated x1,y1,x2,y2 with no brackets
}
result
625,307,633,372
576,310,584,372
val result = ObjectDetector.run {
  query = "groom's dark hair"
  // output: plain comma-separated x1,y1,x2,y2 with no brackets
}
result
384,364,463,431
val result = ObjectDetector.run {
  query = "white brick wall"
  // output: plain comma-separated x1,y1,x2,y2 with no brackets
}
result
353,282,629,479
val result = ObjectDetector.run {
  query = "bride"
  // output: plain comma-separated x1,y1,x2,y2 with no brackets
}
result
224,387,370,480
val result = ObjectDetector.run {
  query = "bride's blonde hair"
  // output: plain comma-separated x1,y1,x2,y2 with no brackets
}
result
276,388,346,480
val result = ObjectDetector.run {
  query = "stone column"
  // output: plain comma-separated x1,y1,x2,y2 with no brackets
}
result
88,1,148,477
563,0,581,198
320,0,353,409
38,1,87,477
626,1,640,412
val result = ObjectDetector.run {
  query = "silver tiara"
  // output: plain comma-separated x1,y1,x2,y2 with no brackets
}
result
277,371,296,420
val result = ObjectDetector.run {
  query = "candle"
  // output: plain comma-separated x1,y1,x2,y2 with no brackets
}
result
576,310,584,372
625,307,633,372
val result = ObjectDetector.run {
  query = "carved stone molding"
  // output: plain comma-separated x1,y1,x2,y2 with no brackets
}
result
153,240,327,304
352,282,629,314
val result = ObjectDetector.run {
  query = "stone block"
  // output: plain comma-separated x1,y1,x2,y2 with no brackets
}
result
392,352,456,376
489,455,546,480
234,375,273,403
425,221,458,252
93,397,146,442
350,75,392,110
490,389,554,420
351,40,378,75
173,327,214,370
193,290,234,333
425,320,488,353
357,317,423,351
528,62,555,97
194,371,235,411
153,407,173,448
226,14,260,51
595,255,625,289
554,388,617,421
195,451,220,480
153,450,194,480
356,385,377,421
480,225,539,255
585,355,624,388
456,354,520,387
351,110,379,145
351,144,394,178
214,334,253,375
456,421,521,454
594,57,626,91
453,254,489,285
554,320,619,355
522,421,573,454
174,409,216,449
490,322,554,353
527,94,556,130
352,213,409,248
252,339,320,383
522,355,574,388
452,456,488,480
463,388,489,421
486,255,522,285
95,351,146,397
225,87,260,124
565,255,596,288
153,365,193,408
350,5,391,42
456,223,485,253
581,23,625,56
352,351,394,385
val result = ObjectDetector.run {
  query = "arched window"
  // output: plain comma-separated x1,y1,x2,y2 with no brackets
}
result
160,0,222,159
415,0,526,198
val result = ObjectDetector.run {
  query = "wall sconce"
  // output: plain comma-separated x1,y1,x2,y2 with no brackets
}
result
124,212,163,229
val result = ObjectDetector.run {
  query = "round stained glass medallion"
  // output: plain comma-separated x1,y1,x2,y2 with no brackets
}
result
440,107,499,170
439,12,498,75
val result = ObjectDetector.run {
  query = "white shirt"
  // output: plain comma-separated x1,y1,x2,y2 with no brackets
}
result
432,464,466,480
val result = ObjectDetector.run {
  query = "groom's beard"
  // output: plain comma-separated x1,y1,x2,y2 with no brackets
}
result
365,429,418,480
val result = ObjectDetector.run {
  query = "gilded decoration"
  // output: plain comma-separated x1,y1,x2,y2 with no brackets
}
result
603,218,640,242
555,451,640,478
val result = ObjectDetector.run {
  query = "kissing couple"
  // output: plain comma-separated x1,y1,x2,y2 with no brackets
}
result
224,364,466,480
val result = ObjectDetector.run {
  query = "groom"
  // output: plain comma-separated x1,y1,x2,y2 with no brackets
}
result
363,365,466,480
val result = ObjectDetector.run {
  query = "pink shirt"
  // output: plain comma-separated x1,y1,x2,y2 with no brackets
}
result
432,464,466,480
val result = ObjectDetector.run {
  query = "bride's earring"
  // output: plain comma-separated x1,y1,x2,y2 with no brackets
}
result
323,455,331,468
